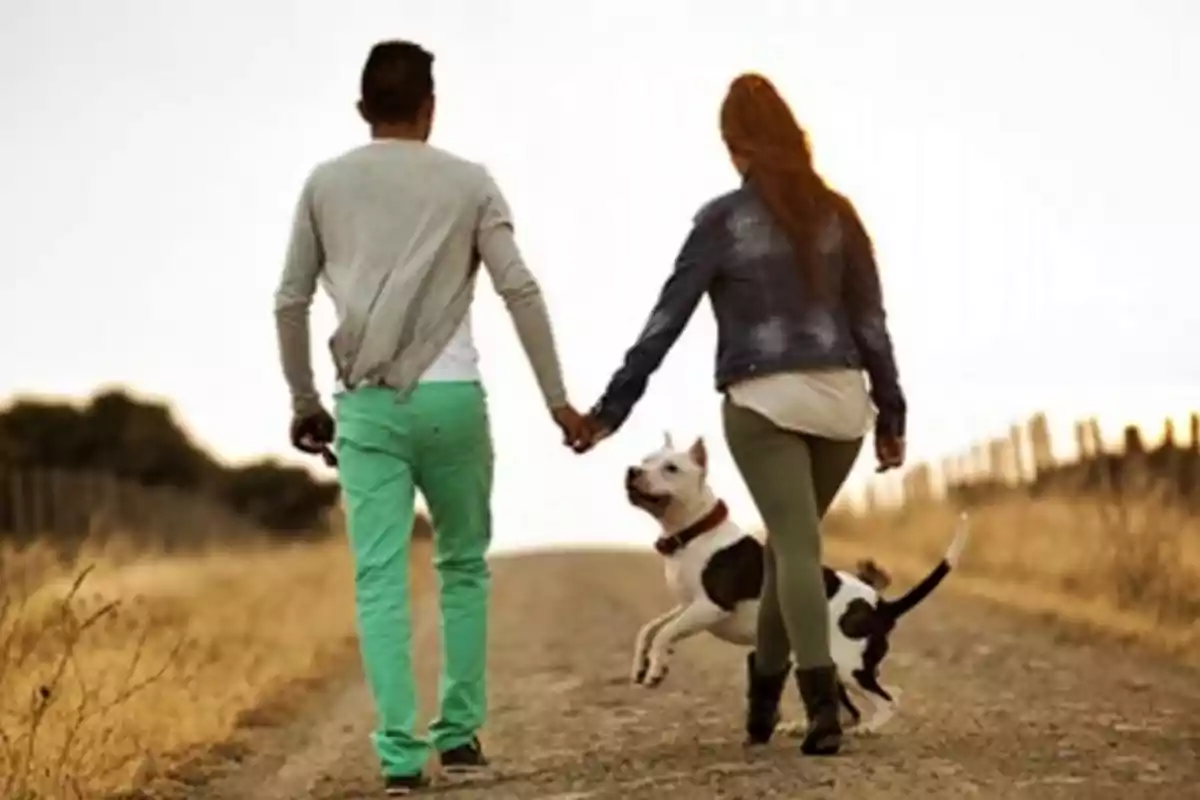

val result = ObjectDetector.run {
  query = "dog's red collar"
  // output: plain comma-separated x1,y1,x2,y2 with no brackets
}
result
654,501,729,557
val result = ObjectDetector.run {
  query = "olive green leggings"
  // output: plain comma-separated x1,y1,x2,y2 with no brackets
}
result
722,399,863,674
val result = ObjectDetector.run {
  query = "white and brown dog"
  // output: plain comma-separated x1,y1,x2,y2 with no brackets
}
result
627,433,970,735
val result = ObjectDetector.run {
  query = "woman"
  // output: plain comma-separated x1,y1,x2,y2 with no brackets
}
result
576,73,906,756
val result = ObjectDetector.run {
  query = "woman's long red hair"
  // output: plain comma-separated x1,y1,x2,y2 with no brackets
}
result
720,73,874,310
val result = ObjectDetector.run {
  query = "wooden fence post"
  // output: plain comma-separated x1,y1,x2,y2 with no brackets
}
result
987,437,1013,486
902,464,933,506
29,469,46,536
0,466,10,533
1074,420,1090,460
1026,413,1054,482
1085,418,1111,494
969,444,990,485
47,469,63,537
1009,425,1028,485
89,472,119,540
1160,418,1180,496
940,457,959,492
1161,418,1177,449
10,470,25,534
1123,425,1145,457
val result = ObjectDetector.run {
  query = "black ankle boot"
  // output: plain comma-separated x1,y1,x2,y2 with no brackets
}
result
744,651,789,746
794,666,843,756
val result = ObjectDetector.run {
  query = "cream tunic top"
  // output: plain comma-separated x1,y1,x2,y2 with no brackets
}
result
727,368,875,440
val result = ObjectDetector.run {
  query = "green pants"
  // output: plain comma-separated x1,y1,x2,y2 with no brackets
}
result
722,399,863,674
335,383,493,778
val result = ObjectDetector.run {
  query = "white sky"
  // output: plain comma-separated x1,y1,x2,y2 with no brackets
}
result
2,1,1197,551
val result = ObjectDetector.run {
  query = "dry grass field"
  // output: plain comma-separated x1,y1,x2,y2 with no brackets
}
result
0,529,431,800
4,444,1200,798
826,490,1200,664
4,493,1198,799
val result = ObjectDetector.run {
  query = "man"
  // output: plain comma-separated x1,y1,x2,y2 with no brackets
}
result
274,40,586,795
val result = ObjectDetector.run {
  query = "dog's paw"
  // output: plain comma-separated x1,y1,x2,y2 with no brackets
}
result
642,658,670,688
776,719,803,738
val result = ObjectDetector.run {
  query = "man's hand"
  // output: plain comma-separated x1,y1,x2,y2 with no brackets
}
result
291,407,336,459
875,434,906,473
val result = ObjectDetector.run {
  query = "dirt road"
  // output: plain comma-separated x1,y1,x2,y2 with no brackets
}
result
193,549,1199,799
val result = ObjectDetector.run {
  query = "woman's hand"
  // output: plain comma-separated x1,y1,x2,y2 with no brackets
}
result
875,435,905,473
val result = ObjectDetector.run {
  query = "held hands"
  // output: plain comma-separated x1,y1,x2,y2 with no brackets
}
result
551,404,587,448
550,404,610,454
571,414,610,454
875,434,905,473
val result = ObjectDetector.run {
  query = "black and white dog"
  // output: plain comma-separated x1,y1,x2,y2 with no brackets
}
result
627,433,970,735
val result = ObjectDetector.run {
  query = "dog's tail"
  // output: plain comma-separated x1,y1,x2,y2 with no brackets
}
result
877,512,970,622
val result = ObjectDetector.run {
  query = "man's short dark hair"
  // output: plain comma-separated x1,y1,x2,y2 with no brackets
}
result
360,40,434,123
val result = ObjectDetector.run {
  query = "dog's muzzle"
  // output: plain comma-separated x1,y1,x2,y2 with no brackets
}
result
625,467,670,514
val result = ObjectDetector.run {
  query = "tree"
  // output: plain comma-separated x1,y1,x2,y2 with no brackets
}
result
0,388,338,543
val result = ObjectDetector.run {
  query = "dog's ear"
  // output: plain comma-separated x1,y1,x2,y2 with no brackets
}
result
688,436,708,470
855,559,892,591
663,430,674,450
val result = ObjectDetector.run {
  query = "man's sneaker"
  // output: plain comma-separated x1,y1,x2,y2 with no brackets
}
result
384,772,429,796
439,737,489,775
